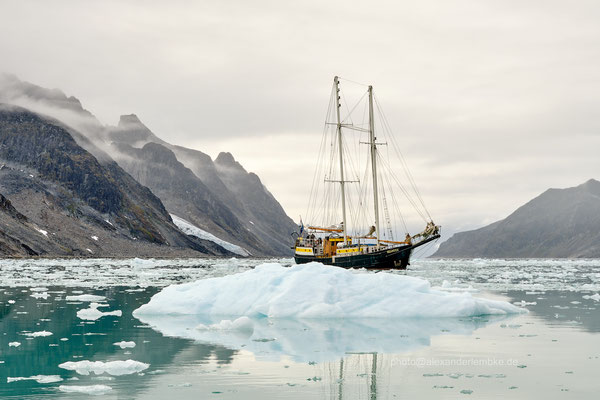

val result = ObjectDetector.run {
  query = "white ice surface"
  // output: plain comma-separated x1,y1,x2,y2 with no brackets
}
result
113,341,136,349
66,294,106,302
134,262,524,319
59,385,112,395
77,303,122,321
58,360,149,376
583,293,600,301
170,214,250,256
35,228,48,237
7,375,63,383
22,331,53,337
8,342,20,347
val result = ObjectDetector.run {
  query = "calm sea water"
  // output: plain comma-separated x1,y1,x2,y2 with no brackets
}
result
1,258,599,399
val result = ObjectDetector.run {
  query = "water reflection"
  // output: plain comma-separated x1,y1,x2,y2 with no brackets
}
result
134,313,510,364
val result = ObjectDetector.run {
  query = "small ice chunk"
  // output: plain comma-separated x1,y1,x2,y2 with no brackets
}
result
22,331,53,337
113,341,136,349
8,342,21,347
91,236,98,241
59,385,112,395
77,303,122,321
58,360,149,376
583,293,600,301
31,292,50,299
8,300,15,304
66,294,106,302
8,375,63,383
513,300,536,307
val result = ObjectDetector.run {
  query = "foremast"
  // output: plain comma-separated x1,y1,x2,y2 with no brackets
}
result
368,85,381,248
334,76,349,245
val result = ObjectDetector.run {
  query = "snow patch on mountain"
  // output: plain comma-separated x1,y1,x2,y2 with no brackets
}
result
170,214,249,256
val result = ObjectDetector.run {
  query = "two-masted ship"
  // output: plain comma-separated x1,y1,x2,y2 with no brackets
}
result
293,76,440,269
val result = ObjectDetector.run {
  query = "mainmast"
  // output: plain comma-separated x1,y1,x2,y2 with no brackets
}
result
334,76,348,244
368,85,381,247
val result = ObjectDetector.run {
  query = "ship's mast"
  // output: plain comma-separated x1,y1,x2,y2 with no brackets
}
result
368,85,381,247
334,76,348,244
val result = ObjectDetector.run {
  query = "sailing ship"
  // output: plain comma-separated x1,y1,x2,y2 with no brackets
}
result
293,76,440,269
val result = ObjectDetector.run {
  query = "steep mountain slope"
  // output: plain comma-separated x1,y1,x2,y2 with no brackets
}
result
432,179,600,258
111,141,265,255
214,152,298,254
109,116,297,255
1,74,296,256
0,105,231,257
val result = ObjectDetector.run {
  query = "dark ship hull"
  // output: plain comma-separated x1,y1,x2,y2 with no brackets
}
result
295,235,440,270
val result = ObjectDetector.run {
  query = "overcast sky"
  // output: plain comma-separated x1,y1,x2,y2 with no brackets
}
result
2,0,600,240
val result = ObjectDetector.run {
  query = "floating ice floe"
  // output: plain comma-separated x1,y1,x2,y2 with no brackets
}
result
8,342,21,347
66,294,106,302
113,341,136,349
170,214,250,256
514,301,537,307
7,375,63,383
59,385,112,395
58,360,149,376
583,293,600,301
77,303,122,321
22,331,53,337
134,262,525,319
30,292,50,299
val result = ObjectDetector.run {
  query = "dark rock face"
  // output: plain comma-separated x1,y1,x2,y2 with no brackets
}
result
0,105,233,257
214,152,298,255
112,141,265,254
1,74,298,256
0,108,124,214
432,179,600,258
109,121,297,256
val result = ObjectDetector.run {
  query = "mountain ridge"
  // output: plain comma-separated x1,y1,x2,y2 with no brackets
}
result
432,179,600,258
0,74,296,256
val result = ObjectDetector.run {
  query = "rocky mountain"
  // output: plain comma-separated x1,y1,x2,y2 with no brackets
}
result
0,74,297,256
0,105,232,257
432,179,600,258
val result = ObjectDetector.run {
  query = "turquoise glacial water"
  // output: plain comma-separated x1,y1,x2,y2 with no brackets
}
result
0,258,599,399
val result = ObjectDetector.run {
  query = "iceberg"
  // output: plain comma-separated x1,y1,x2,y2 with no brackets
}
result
133,262,524,319
58,360,149,376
